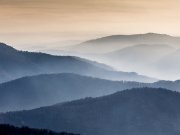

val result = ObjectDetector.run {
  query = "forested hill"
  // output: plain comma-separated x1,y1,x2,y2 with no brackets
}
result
0,124,79,135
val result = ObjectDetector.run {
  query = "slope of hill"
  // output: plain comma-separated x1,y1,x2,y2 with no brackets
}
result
0,124,79,135
152,49,180,80
152,80,180,91
1,88,180,135
105,44,174,64
63,33,180,80
0,72,179,112
101,44,175,73
68,33,180,53
0,73,145,112
0,43,156,83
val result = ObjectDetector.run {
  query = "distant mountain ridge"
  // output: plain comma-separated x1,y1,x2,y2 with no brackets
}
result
101,44,175,73
68,33,180,53
64,33,180,80
1,88,180,135
0,42,156,83
105,44,174,63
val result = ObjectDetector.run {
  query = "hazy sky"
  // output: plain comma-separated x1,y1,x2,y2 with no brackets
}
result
0,0,180,50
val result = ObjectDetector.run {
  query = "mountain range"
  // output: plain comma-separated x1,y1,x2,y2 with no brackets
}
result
63,33,180,80
103,44,175,71
67,33,180,54
1,88,180,135
0,33,180,135
0,43,156,83
0,73,138,112
0,72,179,112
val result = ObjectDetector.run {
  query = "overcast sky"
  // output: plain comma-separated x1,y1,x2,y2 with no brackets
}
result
0,0,180,50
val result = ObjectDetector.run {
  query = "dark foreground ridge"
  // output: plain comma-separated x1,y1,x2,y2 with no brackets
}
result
0,124,79,135
1,88,180,135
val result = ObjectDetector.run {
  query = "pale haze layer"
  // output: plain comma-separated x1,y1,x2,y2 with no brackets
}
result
0,0,180,50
